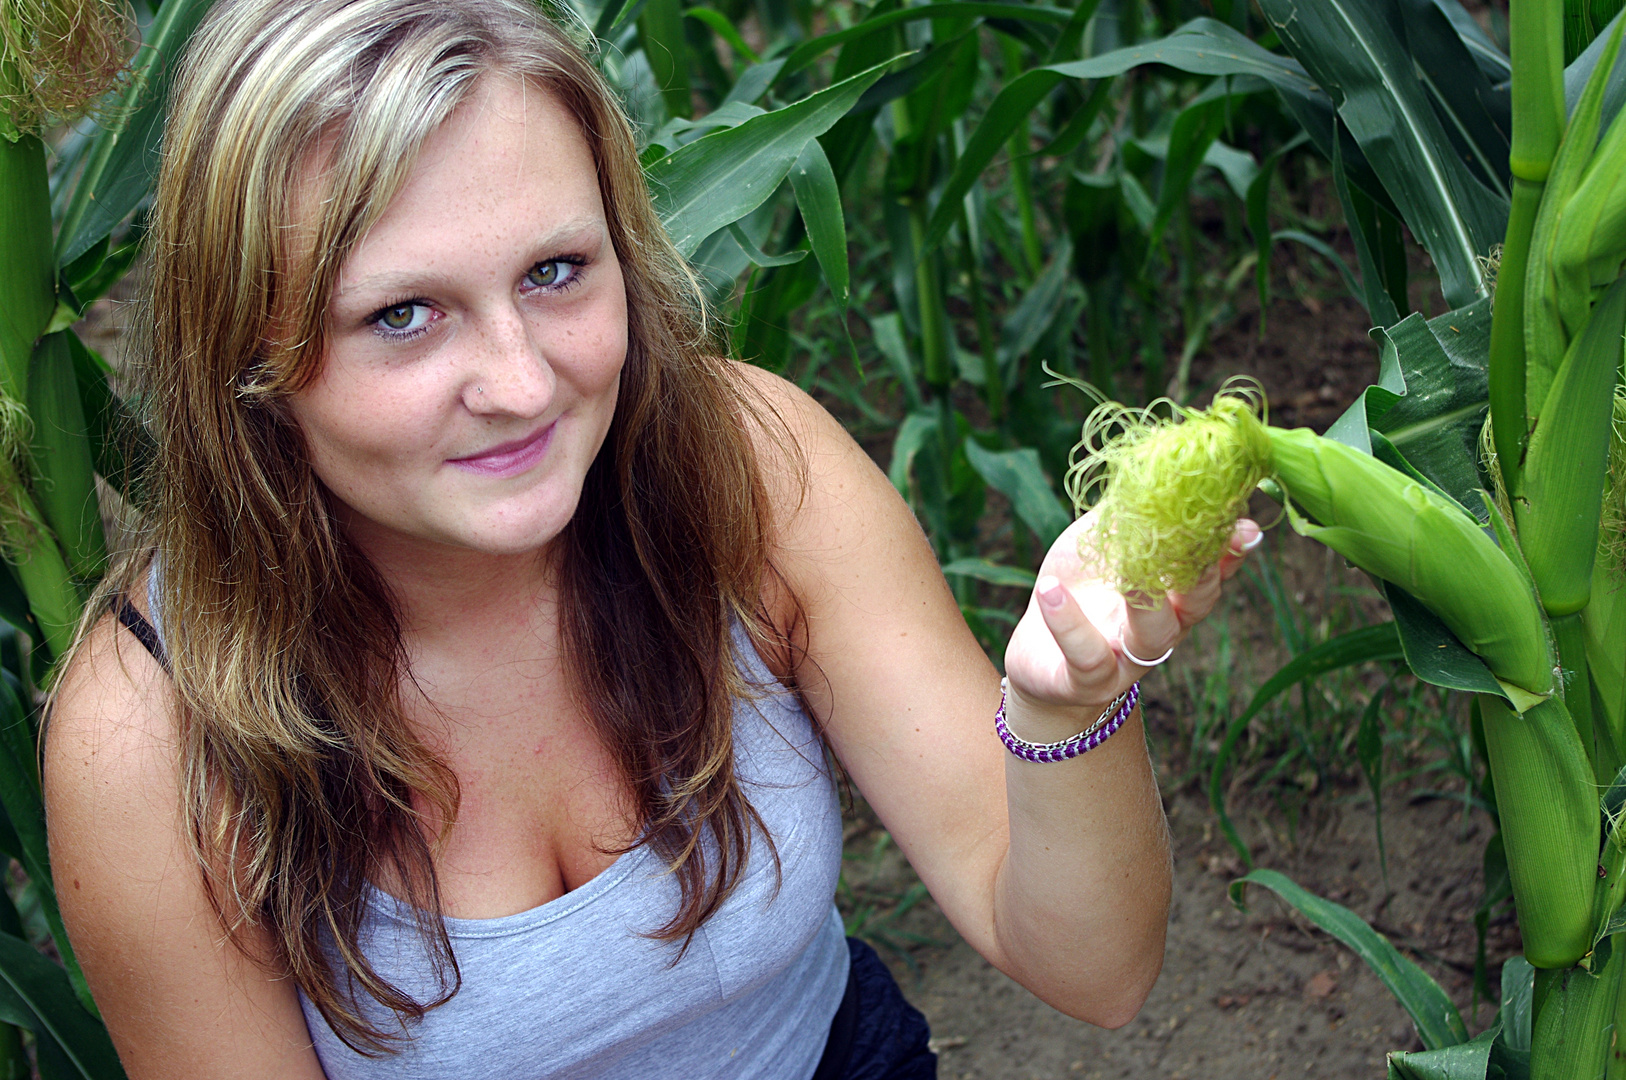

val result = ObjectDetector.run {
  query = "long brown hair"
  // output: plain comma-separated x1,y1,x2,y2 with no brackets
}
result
89,0,796,1053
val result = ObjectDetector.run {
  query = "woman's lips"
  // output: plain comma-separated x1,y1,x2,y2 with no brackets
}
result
446,421,555,478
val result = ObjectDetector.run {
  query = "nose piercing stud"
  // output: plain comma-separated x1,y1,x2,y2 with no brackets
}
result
475,386,485,395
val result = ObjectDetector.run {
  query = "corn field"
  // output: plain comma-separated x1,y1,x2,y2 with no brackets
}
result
2,0,1623,1075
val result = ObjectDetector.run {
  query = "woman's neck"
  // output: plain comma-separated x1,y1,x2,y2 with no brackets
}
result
341,514,562,650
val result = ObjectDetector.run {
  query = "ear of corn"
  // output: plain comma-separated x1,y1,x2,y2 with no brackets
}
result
1480,694,1599,969
1585,559,1626,757
1515,274,1626,617
1524,14,1626,418
1268,426,1555,702
1552,103,1626,318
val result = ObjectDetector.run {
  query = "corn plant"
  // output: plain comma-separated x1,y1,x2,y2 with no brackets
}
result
1057,0,1626,1073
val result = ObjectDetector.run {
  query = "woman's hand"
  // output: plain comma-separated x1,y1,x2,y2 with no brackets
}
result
1003,512,1262,732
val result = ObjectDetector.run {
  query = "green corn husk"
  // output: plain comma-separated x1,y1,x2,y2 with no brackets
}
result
1531,948,1622,1075
1481,694,1599,970
1525,14,1626,417
1516,274,1626,617
1269,427,1555,702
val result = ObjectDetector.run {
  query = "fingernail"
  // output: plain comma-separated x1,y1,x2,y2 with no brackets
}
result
1236,522,1263,552
1037,575,1065,609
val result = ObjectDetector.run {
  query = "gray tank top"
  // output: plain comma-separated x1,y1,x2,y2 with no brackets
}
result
146,578,849,1078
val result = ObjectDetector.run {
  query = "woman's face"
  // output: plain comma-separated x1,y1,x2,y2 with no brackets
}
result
286,77,628,561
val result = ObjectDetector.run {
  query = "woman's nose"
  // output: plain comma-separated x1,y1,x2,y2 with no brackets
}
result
462,305,556,416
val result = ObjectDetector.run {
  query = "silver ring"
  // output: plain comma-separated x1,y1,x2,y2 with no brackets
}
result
1121,641,1174,667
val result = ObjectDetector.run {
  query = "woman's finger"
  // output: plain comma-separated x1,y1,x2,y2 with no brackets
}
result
1216,518,1263,582
1033,575,1118,692
1118,591,1180,671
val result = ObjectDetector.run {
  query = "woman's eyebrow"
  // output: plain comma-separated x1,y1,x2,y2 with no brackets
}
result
333,217,606,302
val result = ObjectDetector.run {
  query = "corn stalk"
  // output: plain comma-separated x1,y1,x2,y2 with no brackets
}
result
1179,0,1626,1073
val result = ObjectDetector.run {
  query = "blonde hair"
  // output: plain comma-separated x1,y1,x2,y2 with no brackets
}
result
90,0,792,1052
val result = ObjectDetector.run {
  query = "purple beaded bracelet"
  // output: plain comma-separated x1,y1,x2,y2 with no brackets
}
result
994,679,1140,763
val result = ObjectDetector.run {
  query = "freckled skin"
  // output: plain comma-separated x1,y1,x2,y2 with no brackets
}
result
286,78,628,562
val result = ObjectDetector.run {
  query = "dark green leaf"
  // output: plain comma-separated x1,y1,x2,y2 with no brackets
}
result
1231,868,1470,1050
0,931,123,1078
1210,623,1404,865
648,59,893,256
962,440,1071,547
775,4,1073,82
1566,9,1626,129
56,0,217,268
1396,0,1511,200
940,558,1038,589
1500,957,1535,1052
788,139,847,305
1256,0,1505,308
1382,582,1506,700
724,223,807,268
1246,133,1310,324
720,59,785,107
0,679,91,1015
1325,297,1493,512
685,7,759,66
1271,228,1363,302
1332,131,1405,327
998,237,1072,373
888,411,939,494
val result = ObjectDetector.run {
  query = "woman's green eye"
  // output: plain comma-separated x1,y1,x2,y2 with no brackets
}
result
527,262,560,287
381,304,415,329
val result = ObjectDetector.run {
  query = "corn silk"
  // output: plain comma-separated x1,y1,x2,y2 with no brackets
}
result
1066,383,1271,604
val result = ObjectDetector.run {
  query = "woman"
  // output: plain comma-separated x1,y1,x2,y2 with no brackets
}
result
42,0,1259,1076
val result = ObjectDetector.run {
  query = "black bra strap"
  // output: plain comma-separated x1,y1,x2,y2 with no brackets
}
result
112,595,170,674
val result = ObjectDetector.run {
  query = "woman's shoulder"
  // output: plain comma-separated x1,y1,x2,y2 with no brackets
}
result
47,585,178,791
727,359,892,525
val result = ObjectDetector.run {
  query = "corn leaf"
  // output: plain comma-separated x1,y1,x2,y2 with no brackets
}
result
0,675,93,1018
1209,623,1404,865
55,0,217,269
788,139,847,306
1330,297,1494,511
961,440,1071,548
1230,868,1470,1050
1397,0,1513,201
887,411,939,494
774,3,1073,82
940,558,1037,589
1256,0,1506,308
1385,1027,1499,1080
1381,583,1507,698
0,930,122,1079
922,18,1338,259
1566,8,1626,128
648,59,892,257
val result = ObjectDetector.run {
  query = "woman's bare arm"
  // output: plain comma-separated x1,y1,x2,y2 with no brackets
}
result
45,613,327,1079
744,364,1251,1028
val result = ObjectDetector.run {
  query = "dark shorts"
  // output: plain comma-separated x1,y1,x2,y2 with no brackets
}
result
812,937,937,1080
